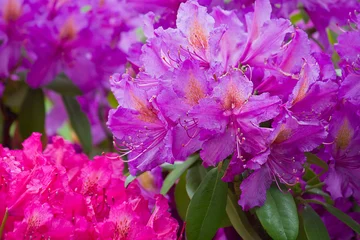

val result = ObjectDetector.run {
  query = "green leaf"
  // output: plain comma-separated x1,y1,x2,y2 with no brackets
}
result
3,80,28,113
185,168,227,240
160,155,198,195
46,73,82,96
226,190,261,240
185,163,231,227
256,186,299,240
62,96,92,154
107,92,118,108
323,203,360,234
18,88,46,139
305,153,328,185
301,205,330,240
175,173,190,220
305,188,333,205
305,153,328,171
300,7,310,23
186,162,207,198
326,28,338,45
302,167,321,185
125,174,137,188
290,12,303,24
305,199,360,234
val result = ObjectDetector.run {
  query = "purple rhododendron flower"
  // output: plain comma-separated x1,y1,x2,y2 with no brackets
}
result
107,0,343,209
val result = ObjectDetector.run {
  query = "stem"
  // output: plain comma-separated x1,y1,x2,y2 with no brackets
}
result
0,208,9,239
304,182,325,192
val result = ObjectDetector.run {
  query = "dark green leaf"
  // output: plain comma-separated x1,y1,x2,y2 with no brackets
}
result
186,162,207,198
226,190,261,240
46,73,82,96
301,205,330,240
302,167,321,185
305,153,328,171
62,96,92,154
185,168,227,240
297,210,308,240
19,88,46,139
256,186,299,240
3,80,28,113
305,188,333,205
160,155,198,195
175,173,190,220
185,163,230,227
323,203,360,234
300,8,310,23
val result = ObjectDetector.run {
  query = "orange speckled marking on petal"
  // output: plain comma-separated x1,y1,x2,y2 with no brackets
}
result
273,124,292,144
3,0,22,22
293,76,309,104
336,118,353,150
131,93,158,123
185,73,205,105
59,18,77,41
223,81,244,110
114,217,130,239
189,19,208,50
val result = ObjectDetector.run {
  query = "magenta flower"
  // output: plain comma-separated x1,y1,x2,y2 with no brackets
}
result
0,133,179,238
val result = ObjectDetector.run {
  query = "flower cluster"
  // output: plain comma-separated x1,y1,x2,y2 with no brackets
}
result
0,0,184,145
107,0,360,210
0,133,178,239
319,14,360,204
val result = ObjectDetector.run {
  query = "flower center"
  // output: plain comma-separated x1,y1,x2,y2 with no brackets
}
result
59,18,77,41
3,0,22,22
185,74,205,105
335,118,352,150
189,19,208,50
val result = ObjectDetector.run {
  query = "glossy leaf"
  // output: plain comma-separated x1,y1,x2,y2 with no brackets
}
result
160,155,198,195
175,173,190,220
323,203,360,234
186,163,207,198
301,205,330,240
19,88,46,139
46,73,82,96
226,190,261,240
62,96,92,154
256,186,299,240
185,163,230,227
185,168,227,240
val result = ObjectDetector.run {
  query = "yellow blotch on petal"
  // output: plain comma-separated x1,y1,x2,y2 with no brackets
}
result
273,124,292,144
223,82,244,110
3,0,22,22
185,74,205,105
293,76,309,105
335,118,353,150
59,18,77,41
137,172,156,192
189,19,208,50
131,94,158,123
